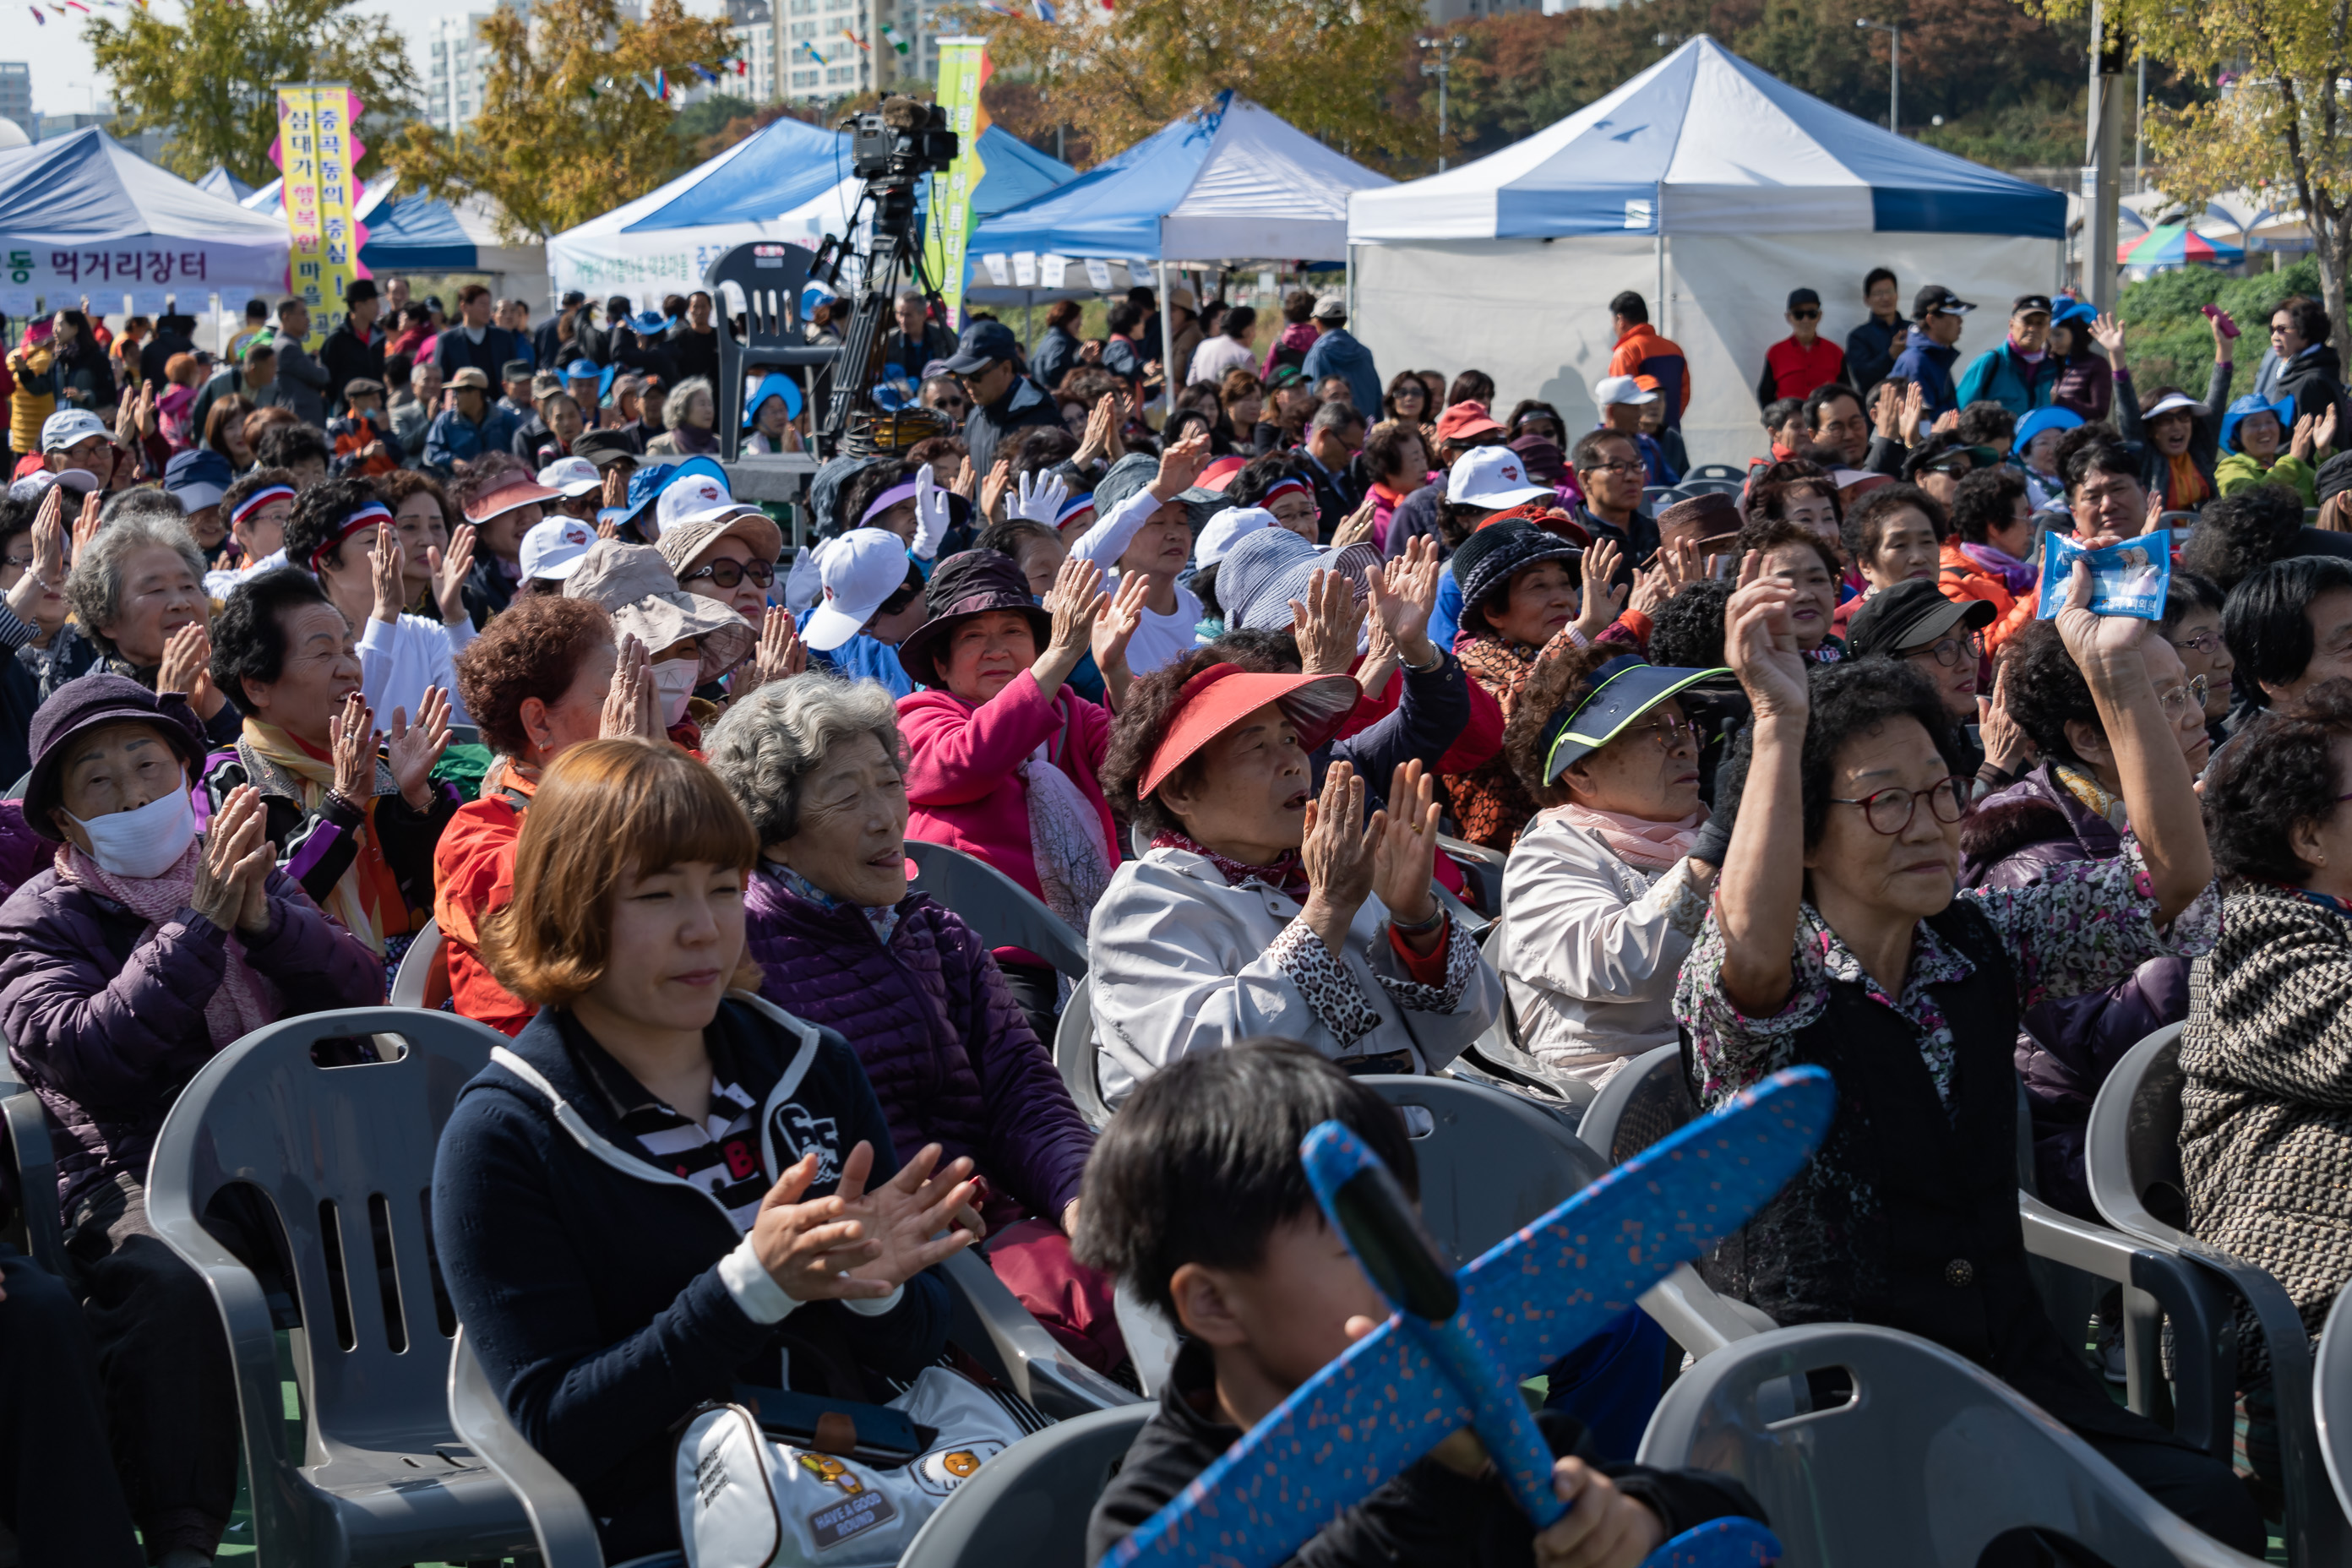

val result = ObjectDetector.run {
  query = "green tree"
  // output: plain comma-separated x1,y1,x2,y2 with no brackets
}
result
88,0,416,185
387,0,738,239
2028,0,2352,344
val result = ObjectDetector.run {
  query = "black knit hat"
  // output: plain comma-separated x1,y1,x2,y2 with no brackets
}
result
24,672,208,839
895,549,1053,689
2319,451,2352,508
1451,519,1583,629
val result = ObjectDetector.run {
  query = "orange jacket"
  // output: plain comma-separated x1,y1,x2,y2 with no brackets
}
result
432,763,536,1037
1608,324,1690,417
1938,537,2039,651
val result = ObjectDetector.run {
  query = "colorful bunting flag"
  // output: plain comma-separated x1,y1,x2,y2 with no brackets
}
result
1030,0,1055,19
841,27,868,51
879,21,909,52
689,62,717,84
800,38,828,65
24,9,41,23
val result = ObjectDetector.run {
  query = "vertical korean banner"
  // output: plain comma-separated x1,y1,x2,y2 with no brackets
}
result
924,38,989,323
270,83,363,349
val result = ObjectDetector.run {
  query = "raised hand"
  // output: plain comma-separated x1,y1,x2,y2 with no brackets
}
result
742,606,806,692
601,466,627,511
1725,551,1810,721
386,686,451,809
327,691,378,807
1301,761,1377,952
1369,760,1441,931
1010,467,1069,525
1150,427,1213,500
8,500,64,632
368,520,406,624
154,620,210,700
1871,380,1905,442
1037,555,1107,694
192,785,267,930
1330,493,1380,551
912,462,954,557
600,632,661,740
1290,569,1366,677
1898,381,1926,445
72,490,102,564
2143,487,2167,539
1092,569,1149,711
1931,408,1961,435
2090,311,2127,373
2321,403,2340,455
1574,537,1627,640
430,523,476,626
830,1141,982,1288
1977,657,2034,779
1073,393,1115,467
1365,536,1440,666
977,456,1014,526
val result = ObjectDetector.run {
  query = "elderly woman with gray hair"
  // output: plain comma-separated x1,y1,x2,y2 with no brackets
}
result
55,493,242,745
705,673,1120,1373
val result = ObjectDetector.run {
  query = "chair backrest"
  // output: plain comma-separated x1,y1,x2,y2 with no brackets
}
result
0,1088,63,1274
2322,1287,2352,1524
905,838,1088,980
2086,1023,2191,1239
1577,1044,1695,1168
147,1007,505,1461
896,1404,1152,1568
1640,1321,2270,1567
1676,476,1745,498
389,916,449,1010
1363,1075,1605,1266
447,1329,606,1568
1053,981,1110,1130
703,239,835,457
1689,463,1748,482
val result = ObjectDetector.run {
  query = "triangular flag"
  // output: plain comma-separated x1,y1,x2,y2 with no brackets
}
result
801,39,827,64
879,21,910,52
25,9,41,24
841,28,868,51
690,62,716,84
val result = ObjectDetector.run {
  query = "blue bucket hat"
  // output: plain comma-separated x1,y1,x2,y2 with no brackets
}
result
743,373,805,428
2012,406,2083,455
630,309,670,335
564,357,600,381
2220,393,2296,455
1537,655,1733,782
2050,297,2098,330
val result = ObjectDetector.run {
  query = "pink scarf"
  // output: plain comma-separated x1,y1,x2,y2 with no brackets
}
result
1958,539,2038,596
56,838,277,1049
1152,830,1311,899
1539,803,1705,872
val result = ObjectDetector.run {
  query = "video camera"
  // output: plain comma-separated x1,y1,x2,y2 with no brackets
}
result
846,96,957,185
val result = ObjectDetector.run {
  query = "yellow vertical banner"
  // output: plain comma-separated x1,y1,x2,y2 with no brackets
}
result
925,38,990,322
273,82,360,349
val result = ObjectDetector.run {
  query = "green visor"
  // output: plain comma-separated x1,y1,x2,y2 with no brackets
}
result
1540,656,1734,783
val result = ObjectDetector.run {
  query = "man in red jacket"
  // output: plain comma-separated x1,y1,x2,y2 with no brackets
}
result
1757,287,1847,406
1605,290,1690,431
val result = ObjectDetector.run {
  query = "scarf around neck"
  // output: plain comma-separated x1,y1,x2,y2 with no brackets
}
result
1154,830,1310,899
2055,761,2129,830
1539,802,1706,872
57,835,276,1048
1958,538,2038,595
240,716,405,956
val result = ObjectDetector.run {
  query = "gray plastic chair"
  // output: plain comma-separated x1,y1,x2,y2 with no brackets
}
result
1675,476,1745,498
0,1086,62,1276
1638,1321,2270,1567
1687,463,1748,482
939,1248,1141,1421
906,838,1088,979
2088,1023,2349,1564
146,1005,535,1567
1436,832,1505,915
1362,1075,1605,1266
388,916,445,1010
896,1404,1152,1568
447,1327,605,1568
2319,1285,2352,1524
1577,1043,1694,1168
1052,981,1111,1130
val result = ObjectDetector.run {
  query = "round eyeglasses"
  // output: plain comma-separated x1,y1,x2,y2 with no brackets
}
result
1829,776,1970,836
2157,675,2210,719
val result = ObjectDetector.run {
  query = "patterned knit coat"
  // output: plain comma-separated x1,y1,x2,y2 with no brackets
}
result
2181,885,2352,1377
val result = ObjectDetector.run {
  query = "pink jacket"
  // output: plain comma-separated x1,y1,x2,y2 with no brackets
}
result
898,672,1119,914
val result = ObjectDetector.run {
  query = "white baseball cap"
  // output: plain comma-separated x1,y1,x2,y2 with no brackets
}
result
1592,374,1658,409
654,471,746,537
1446,446,1554,511
40,407,110,453
520,516,598,581
536,455,602,498
8,467,100,503
803,528,916,651
1195,506,1280,568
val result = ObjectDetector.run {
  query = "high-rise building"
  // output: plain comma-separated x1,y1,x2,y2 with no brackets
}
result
781,0,937,101
0,64,30,142
721,0,780,104
425,0,531,138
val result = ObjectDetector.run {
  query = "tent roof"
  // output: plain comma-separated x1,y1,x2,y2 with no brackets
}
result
972,93,1393,264
243,176,541,273
0,128,286,247
1348,35,2064,242
197,165,253,203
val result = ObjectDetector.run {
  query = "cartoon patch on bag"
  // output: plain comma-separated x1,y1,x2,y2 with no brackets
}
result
807,1485,896,1549
795,1451,863,1495
911,1439,1006,1496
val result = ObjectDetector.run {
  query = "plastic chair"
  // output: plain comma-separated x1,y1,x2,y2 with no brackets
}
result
1637,1321,2271,1567
1052,981,1111,1131
1112,1282,1181,1398
1643,484,1686,508
704,238,839,459
2088,1023,2350,1564
1437,832,1505,915
447,1328,605,1568
896,1404,1152,1568
1674,476,1745,498
0,1084,63,1276
2318,1285,2352,1522
1688,463,1747,482
388,916,449,1010
1577,1043,1694,1168
146,1006,536,1568
938,1248,1141,1421
905,838,1087,980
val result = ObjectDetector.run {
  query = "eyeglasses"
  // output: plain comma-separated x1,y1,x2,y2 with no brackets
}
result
1791,308,1821,320
1583,459,1645,476
1623,713,1697,750
2157,675,2210,718
2170,629,2223,656
1830,776,1970,836
1905,630,1984,668
683,558,776,590
931,395,968,411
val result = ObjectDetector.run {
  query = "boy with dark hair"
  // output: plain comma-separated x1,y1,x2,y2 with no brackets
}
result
1078,1041,1763,1568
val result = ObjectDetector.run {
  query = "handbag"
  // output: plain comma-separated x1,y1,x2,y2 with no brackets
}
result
676,1365,1029,1566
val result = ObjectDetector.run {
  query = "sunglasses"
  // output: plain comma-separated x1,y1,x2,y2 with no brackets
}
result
931,395,968,411
683,558,776,590
1790,308,1821,320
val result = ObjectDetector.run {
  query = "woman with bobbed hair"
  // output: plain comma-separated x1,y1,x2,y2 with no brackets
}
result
1939,466,2042,651
707,674,1119,1371
1676,554,2257,1554
2182,679,2352,1501
433,738,978,1564
63,505,235,740
1090,644,1501,1103
437,595,658,1034
1833,483,1946,640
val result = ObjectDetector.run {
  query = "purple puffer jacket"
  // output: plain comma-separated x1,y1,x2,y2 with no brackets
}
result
1958,764,2188,1219
0,863,384,1218
742,865,1093,1230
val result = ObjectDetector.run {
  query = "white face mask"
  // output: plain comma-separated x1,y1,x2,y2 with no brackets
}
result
69,784,198,879
653,659,698,727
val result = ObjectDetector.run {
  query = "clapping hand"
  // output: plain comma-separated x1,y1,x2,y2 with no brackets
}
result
1037,556,1108,694
2320,404,2341,455
1369,760,1442,939
1291,569,1366,677
327,691,378,808
600,632,661,740
741,607,807,694
602,467,628,512
191,784,275,936
1300,760,1377,948
8,498,65,633
977,457,1015,526
72,490,102,564
1978,659,2034,779
832,1141,982,1289
1898,381,1927,445
430,523,476,627
386,686,451,810
368,521,406,625
1574,537,1628,641
1331,493,1381,551
1365,536,1440,667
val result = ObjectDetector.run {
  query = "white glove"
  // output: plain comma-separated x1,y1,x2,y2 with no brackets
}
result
912,462,952,559
1010,469,1070,526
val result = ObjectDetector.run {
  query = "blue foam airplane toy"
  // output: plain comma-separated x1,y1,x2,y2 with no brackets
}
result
1102,1064,1837,1568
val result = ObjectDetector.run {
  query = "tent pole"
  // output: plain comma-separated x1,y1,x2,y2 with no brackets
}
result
1159,258,1178,419
1654,231,1665,340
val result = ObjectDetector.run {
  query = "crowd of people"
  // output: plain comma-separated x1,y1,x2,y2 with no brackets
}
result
4,259,2352,1567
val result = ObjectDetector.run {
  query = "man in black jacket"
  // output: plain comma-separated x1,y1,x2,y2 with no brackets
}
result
433,284,522,384
2273,296,2349,430
136,312,197,393
943,319,1061,476
318,279,384,416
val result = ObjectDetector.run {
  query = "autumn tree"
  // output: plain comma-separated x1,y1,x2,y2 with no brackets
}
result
386,0,738,239
2031,0,2352,347
88,0,415,186
959,0,1431,172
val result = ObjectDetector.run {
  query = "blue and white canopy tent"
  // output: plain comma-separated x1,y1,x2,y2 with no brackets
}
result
1346,35,2067,464
197,165,254,204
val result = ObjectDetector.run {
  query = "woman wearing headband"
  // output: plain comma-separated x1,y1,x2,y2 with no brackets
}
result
1091,649,1501,1104
283,478,479,725
1494,646,1729,1089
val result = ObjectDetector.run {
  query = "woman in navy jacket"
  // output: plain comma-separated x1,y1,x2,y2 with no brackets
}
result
432,738,979,1560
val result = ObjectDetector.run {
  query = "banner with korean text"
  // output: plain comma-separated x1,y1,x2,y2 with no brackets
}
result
271,82,368,348
923,38,988,322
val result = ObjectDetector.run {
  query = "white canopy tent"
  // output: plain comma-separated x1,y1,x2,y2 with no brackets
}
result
1347,37,2067,466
